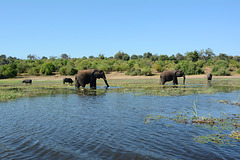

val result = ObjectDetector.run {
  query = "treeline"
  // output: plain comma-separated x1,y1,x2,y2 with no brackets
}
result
1,48,240,79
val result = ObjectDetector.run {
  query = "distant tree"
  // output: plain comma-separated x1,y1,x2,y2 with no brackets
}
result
49,56,57,60
143,52,152,59
114,51,130,61
169,54,176,61
89,55,95,59
27,54,37,60
61,53,69,59
131,54,138,60
185,50,199,62
151,54,158,61
199,48,215,61
218,53,229,61
99,54,105,60
122,54,130,61
0,54,6,60
41,56,48,60
158,55,168,61
175,53,185,61
233,56,240,62
0,54,8,65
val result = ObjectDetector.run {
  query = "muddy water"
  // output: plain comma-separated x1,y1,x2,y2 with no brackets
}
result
1,89,240,159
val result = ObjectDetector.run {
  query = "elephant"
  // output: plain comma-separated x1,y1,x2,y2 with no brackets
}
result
207,73,212,81
160,70,185,85
75,69,109,89
63,78,74,84
22,79,32,84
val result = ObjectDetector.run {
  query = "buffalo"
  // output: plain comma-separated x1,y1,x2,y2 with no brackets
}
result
63,78,74,84
22,79,32,84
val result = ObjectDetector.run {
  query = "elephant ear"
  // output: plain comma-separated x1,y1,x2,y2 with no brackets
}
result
174,70,178,76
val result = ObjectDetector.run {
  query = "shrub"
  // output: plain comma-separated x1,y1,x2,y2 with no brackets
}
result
141,66,152,76
153,62,165,72
125,68,142,76
40,62,55,75
237,68,240,74
28,67,40,76
59,66,67,75
212,67,231,76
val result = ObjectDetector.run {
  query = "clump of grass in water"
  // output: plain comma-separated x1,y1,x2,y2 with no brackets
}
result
144,99,240,146
218,95,240,106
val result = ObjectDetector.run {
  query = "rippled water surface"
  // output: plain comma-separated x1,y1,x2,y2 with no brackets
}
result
1,89,240,159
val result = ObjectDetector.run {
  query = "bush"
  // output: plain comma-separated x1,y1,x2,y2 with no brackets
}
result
59,66,67,75
153,62,165,72
125,68,142,76
40,62,55,75
28,67,40,76
237,68,240,74
212,67,231,76
141,66,152,76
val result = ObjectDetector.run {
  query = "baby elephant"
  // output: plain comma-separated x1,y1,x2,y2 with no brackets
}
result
207,73,212,81
63,78,74,84
22,79,32,84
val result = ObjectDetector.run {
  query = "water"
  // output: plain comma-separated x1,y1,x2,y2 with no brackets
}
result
1,90,240,159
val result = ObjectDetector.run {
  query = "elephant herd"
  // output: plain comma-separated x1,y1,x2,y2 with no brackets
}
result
22,69,213,88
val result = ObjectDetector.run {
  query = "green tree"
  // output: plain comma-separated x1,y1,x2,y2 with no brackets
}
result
185,50,199,62
40,62,55,75
61,53,69,59
143,52,152,59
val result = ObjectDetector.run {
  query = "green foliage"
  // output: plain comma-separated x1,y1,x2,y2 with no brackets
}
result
40,62,55,75
212,60,230,76
212,67,231,76
175,61,204,75
114,51,130,61
0,64,18,78
125,68,142,76
237,68,240,74
0,48,239,78
141,66,152,76
28,66,40,76
153,61,165,72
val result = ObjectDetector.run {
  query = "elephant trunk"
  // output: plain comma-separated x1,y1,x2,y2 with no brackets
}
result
183,75,186,85
104,78,109,88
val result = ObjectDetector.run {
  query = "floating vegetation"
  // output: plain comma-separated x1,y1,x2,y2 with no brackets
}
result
218,95,240,106
145,98,240,146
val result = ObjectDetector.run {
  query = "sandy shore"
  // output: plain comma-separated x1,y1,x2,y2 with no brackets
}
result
4,72,240,81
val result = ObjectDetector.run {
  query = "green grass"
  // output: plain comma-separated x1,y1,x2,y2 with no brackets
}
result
0,78,240,102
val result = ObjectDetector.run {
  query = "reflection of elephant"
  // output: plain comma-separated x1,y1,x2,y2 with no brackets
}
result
22,79,32,84
160,70,185,85
63,78,73,84
75,69,109,89
207,73,212,81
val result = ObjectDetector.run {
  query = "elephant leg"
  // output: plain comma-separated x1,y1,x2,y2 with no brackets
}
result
75,83,80,88
160,78,165,85
173,78,178,85
90,80,96,89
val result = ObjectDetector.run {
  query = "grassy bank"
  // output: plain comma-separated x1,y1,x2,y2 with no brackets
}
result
0,76,240,102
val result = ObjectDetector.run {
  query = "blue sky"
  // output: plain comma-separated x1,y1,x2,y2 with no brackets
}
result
0,0,239,59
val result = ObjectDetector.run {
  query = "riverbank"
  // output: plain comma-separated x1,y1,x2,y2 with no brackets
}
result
2,72,240,82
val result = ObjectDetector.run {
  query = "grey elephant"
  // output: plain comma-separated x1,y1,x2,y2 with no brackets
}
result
160,70,185,85
75,69,109,89
207,73,212,81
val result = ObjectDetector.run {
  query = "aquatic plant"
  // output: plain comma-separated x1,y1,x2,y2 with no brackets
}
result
192,99,198,118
